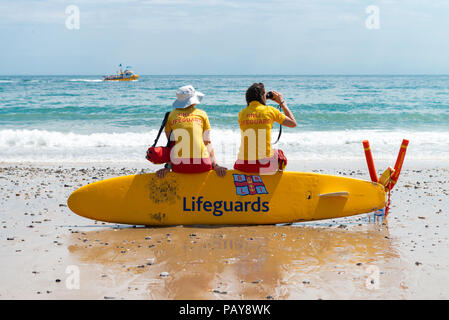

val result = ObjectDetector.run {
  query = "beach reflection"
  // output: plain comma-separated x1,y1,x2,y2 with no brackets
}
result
67,220,406,299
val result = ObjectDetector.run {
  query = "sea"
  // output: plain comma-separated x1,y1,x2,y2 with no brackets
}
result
1,75,448,164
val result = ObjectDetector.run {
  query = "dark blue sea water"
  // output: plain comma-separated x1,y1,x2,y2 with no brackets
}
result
1,75,448,162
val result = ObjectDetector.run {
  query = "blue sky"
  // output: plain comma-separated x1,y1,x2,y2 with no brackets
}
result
0,0,448,75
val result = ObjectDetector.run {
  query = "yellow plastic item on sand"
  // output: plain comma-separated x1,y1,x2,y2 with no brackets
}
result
67,170,386,225
378,166,395,191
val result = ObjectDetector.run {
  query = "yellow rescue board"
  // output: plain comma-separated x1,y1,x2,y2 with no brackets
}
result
67,170,386,225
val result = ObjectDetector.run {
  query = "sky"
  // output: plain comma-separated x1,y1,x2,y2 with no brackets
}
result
0,0,449,75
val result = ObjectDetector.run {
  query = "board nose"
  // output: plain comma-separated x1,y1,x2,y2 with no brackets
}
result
67,189,79,214
67,187,88,217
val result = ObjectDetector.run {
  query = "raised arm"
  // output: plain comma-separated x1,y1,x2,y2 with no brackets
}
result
270,90,297,128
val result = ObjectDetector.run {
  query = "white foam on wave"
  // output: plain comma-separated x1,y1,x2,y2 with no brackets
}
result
210,129,449,162
0,129,158,148
0,129,448,162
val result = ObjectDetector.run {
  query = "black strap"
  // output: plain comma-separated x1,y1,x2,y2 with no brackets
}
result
152,112,170,147
273,104,282,144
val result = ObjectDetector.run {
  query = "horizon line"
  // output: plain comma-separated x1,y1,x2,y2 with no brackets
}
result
2,73,449,77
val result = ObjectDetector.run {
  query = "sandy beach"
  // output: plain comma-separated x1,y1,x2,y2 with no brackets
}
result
0,159,448,300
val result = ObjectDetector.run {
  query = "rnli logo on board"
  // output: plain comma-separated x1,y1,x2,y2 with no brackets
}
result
233,174,268,196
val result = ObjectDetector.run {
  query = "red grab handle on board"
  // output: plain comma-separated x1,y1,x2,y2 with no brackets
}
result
389,139,409,190
363,140,378,182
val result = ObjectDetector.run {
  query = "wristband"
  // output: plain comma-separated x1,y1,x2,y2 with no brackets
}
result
164,163,172,169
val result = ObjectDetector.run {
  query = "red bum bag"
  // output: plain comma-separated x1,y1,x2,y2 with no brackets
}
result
146,112,173,164
234,149,287,173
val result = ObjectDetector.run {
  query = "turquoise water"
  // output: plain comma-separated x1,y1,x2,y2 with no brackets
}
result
1,75,449,162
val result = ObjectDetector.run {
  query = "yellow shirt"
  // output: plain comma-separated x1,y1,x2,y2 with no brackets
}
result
237,101,286,161
165,106,211,160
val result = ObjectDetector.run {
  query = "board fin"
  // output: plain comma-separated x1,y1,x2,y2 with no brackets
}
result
315,191,350,217
318,191,349,198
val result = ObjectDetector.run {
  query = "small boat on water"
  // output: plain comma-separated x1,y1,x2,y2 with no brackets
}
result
103,64,139,81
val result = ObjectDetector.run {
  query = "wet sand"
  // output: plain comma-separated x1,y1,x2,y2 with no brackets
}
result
0,160,448,299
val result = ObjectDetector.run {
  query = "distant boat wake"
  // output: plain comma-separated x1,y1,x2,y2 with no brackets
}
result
69,79,103,82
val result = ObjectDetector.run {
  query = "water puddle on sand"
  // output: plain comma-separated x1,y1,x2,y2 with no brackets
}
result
66,220,408,299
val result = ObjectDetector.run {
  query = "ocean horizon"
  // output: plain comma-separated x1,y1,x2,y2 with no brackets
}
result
2,74,449,76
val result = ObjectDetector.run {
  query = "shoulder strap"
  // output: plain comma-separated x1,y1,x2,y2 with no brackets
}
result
273,124,282,144
152,112,171,147
273,105,282,144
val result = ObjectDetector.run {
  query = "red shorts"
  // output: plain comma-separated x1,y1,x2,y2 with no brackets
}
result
172,158,213,173
233,149,287,174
